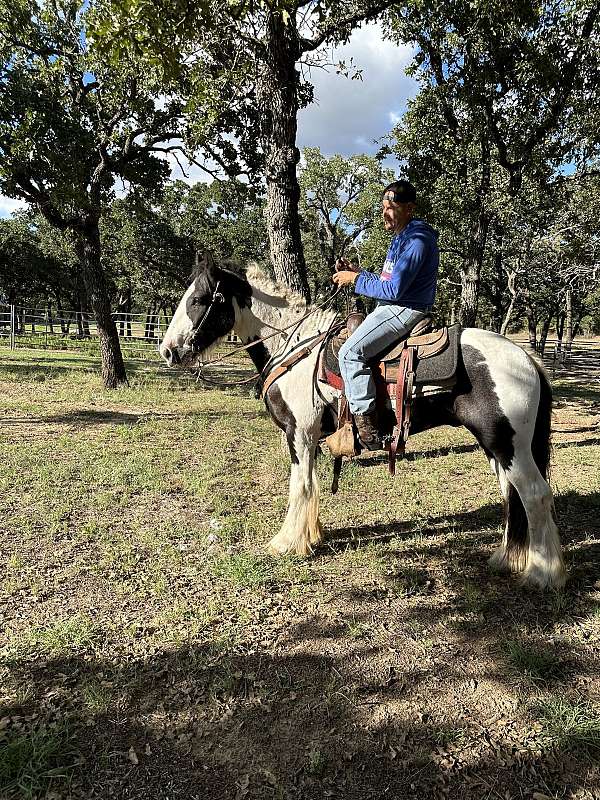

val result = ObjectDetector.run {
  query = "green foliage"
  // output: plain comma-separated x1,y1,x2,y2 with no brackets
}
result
0,1,178,221
504,640,564,682
533,697,600,755
386,0,600,330
299,147,394,296
100,180,268,307
8,614,96,659
210,552,274,588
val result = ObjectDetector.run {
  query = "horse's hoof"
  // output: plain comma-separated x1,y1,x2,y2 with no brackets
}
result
268,535,313,558
519,562,567,591
267,537,289,557
309,523,323,547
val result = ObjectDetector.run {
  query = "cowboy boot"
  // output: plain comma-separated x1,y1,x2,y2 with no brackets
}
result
354,409,382,451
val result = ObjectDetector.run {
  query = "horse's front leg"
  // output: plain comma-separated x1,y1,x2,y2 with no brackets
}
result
268,426,322,557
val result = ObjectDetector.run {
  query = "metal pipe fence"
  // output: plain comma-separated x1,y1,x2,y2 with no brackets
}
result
513,337,600,378
0,303,240,361
1,304,596,374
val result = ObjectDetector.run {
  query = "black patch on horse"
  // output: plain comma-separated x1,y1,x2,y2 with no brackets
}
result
186,265,252,353
452,344,516,470
264,384,298,464
246,337,270,373
408,343,516,471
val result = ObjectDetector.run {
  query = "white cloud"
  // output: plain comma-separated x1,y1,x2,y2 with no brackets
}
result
0,195,28,219
297,22,417,167
2,24,416,207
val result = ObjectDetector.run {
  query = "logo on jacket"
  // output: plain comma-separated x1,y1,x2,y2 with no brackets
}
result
381,260,394,281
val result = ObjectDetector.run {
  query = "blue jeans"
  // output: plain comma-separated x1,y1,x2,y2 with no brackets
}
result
339,305,428,414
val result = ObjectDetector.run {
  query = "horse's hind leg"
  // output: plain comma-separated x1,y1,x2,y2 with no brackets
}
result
487,456,529,574
503,452,566,589
268,428,322,557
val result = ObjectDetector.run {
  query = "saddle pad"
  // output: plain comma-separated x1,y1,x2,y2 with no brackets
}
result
382,324,461,386
320,324,461,389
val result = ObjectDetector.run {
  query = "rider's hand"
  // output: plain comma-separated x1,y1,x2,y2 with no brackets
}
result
335,257,360,273
332,270,359,287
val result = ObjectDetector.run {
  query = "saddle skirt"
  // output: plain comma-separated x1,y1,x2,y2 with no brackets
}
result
319,315,461,405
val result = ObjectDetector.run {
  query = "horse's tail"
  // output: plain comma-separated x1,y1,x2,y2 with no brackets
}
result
504,356,552,563
531,357,553,480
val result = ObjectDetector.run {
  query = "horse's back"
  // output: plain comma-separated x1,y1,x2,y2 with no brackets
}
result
458,327,544,430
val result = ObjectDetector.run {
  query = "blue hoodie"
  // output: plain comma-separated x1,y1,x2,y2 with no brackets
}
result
354,219,439,307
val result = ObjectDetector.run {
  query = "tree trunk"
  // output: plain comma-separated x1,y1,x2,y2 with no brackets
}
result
556,310,565,361
500,268,518,336
459,261,480,327
258,10,311,301
538,313,553,356
565,287,574,358
524,294,537,351
459,134,490,326
76,221,127,388
491,227,505,332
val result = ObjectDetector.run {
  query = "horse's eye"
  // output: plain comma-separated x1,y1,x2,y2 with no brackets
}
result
190,296,203,307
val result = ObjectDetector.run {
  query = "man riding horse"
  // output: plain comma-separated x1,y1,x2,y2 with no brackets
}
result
332,179,440,451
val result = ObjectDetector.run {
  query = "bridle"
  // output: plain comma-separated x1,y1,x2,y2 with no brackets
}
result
186,281,345,388
188,280,225,354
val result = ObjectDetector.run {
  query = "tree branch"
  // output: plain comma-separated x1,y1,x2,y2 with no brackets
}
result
299,1,397,53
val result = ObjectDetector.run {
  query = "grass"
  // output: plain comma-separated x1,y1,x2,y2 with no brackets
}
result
432,727,467,748
533,697,600,755
210,552,274,587
1,346,599,799
5,615,96,660
0,726,80,799
385,566,431,597
504,640,564,683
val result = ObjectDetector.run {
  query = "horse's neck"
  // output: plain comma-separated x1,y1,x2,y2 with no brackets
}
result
233,298,294,344
233,283,336,359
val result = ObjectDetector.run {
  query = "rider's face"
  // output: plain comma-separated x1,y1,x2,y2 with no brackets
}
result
382,200,414,233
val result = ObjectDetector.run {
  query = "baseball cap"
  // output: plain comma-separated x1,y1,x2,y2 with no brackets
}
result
382,180,416,204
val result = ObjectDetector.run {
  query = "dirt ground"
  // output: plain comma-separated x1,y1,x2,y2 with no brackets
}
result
0,349,599,800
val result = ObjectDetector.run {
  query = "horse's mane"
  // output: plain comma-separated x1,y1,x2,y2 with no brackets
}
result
244,262,307,309
190,255,307,310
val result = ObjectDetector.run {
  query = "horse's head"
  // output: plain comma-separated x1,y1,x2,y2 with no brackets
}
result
159,255,251,367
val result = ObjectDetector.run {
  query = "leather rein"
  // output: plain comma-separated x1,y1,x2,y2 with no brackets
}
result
189,284,344,390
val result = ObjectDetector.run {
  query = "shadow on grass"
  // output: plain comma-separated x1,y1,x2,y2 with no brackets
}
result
555,436,600,449
0,408,266,427
554,383,600,403
3,615,599,800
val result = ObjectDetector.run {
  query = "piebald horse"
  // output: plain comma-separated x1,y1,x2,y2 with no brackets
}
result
160,260,566,590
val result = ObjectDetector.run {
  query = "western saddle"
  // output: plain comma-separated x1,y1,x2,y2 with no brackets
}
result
319,312,459,479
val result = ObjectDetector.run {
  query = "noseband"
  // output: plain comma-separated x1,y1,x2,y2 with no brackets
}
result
188,280,225,353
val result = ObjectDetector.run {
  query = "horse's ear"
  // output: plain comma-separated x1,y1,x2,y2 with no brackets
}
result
194,249,216,276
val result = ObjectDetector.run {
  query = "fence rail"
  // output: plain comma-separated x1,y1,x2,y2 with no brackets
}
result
0,304,170,359
1,304,597,374
0,304,241,360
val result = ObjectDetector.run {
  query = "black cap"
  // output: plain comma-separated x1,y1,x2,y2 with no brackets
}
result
382,180,416,204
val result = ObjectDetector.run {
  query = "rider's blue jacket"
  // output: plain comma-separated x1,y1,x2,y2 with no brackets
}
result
354,219,439,308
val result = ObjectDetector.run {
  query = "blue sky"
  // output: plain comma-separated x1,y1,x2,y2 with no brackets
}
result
0,23,417,218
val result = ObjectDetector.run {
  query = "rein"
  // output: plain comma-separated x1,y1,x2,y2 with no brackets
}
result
192,285,344,388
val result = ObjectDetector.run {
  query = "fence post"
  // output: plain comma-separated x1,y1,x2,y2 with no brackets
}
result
10,304,15,350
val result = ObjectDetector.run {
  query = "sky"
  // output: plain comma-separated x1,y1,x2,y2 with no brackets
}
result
0,22,418,219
